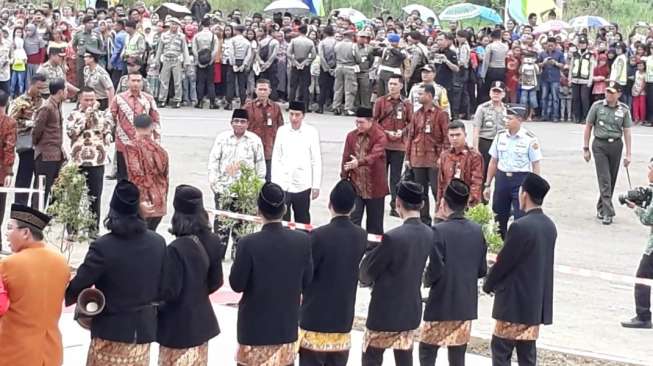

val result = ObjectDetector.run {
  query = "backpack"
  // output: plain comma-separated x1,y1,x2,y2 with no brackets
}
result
197,35,215,68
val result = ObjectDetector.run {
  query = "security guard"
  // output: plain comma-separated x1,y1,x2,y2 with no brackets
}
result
332,30,361,116
154,17,190,108
371,33,406,97
583,80,633,225
355,30,373,109
408,65,451,118
72,15,104,89
473,81,508,186
483,104,542,238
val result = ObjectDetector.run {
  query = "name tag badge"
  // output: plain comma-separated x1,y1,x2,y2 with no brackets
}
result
615,110,624,118
598,120,604,126
485,121,493,127
425,124,431,134
396,110,403,119
267,118,272,126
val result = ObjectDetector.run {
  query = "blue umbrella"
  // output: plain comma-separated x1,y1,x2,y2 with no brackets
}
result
476,6,502,24
439,3,481,22
569,16,610,29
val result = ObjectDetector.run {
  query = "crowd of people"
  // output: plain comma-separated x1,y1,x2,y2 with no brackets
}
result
0,2,651,366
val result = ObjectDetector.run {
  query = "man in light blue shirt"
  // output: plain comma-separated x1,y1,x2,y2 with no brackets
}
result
109,19,127,88
483,104,542,238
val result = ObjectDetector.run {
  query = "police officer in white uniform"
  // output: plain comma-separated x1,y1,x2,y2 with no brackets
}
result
483,104,542,238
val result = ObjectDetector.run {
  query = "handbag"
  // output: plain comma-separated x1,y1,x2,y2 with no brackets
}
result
15,132,32,153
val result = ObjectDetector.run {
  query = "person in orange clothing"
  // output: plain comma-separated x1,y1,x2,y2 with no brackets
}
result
125,113,169,231
0,204,71,366
0,90,17,251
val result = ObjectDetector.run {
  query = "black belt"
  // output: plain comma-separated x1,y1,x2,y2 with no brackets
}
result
595,137,622,143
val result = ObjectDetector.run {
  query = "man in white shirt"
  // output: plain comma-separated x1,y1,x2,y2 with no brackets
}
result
271,101,322,224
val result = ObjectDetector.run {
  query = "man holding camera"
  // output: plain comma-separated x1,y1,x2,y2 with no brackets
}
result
621,158,653,329
583,80,633,225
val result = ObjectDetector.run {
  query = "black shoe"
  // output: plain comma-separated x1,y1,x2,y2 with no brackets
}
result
172,102,181,109
596,211,604,220
602,216,613,225
333,108,341,116
389,209,400,217
105,174,116,180
621,317,652,329
195,102,203,109
224,104,232,111
316,106,324,114
210,103,219,110
157,101,166,108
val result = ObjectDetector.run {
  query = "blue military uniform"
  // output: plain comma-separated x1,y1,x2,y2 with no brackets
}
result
489,124,542,238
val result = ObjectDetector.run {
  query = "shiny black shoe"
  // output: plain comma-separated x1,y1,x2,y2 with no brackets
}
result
333,108,341,116
224,104,232,111
172,102,181,109
195,102,203,109
621,317,652,329
315,106,324,114
157,101,166,108
210,103,219,110
596,211,604,220
602,216,613,225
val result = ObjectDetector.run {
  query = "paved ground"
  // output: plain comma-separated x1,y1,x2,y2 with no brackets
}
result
48,104,653,364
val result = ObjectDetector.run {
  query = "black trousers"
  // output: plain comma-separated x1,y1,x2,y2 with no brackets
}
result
635,254,653,321
80,165,105,231
412,167,438,225
452,68,470,117
646,83,653,122
592,138,623,218
116,151,128,180
289,67,311,110
386,150,405,210
299,347,349,366
32,157,63,209
491,335,536,366
15,148,35,204
283,188,311,224
226,61,248,105
351,196,384,235
196,65,216,103
418,342,466,366
0,191,6,249
362,346,412,366
571,83,592,122
265,159,272,182
318,69,335,108
146,217,162,231
259,62,279,101
480,68,506,105
110,68,123,89
478,137,493,202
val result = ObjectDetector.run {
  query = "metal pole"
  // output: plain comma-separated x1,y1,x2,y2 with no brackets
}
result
38,175,46,212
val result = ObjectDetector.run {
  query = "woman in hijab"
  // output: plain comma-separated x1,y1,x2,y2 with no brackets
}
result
24,24,47,88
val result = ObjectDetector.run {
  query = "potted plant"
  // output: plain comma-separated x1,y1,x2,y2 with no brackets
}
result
465,203,503,254
46,164,97,265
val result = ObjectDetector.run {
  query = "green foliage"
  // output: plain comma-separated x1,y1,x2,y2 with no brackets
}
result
46,164,97,263
465,203,503,253
218,163,265,237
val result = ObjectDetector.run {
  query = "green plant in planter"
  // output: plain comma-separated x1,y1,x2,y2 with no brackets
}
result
46,164,97,263
218,163,265,241
465,203,503,254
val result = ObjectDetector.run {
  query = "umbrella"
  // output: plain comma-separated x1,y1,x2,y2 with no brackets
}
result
263,0,310,16
476,5,502,24
439,3,480,22
402,4,439,24
333,8,367,24
534,20,571,34
569,16,610,29
154,3,191,20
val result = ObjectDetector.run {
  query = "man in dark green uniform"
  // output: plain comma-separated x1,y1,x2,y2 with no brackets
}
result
72,16,104,89
583,80,633,225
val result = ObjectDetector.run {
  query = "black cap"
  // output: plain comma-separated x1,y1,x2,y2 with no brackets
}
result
606,80,623,93
48,47,66,57
10,204,51,231
289,101,305,112
421,64,435,72
329,180,356,213
506,104,528,119
490,80,506,92
356,107,373,118
397,181,423,205
257,182,286,216
444,178,470,208
232,109,248,120
521,173,550,202
173,185,204,214
110,180,140,216
133,114,152,128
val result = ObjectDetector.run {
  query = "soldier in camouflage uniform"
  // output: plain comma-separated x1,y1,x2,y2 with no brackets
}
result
154,17,190,108
8,73,46,204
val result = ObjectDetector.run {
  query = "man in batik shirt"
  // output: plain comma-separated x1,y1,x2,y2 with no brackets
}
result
109,71,160,180
66,87,113,234
124,114,169,232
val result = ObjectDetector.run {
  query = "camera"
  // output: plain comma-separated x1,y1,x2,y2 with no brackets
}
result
618,186,653,208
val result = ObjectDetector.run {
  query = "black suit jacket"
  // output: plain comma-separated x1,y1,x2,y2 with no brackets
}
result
300,216,367,333
483,208,557,325
157,230,226,348
65,230,166,343
425,214,487,321
229,222,313,346
360,217,436,331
